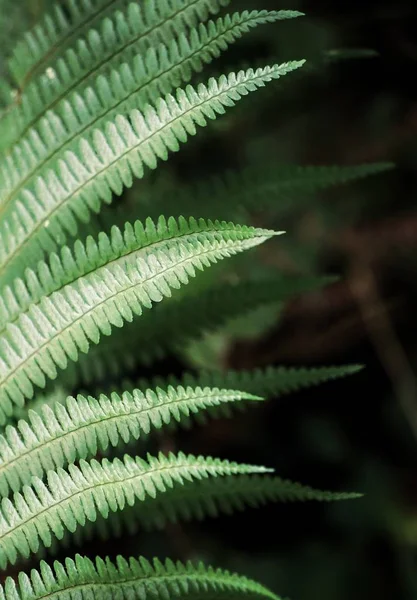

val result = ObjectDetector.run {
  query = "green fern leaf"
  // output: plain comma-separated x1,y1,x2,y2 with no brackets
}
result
8,0,132,85
0,5,365,592
138,364,364,400
178,364,364,395
8,0,231,88
133,474,363,530
67,472,362,547
0,215,281,331
0,452,270,569
0,217,276,421
3,3,301,153
0,386,261,496
140,161,395,220
0,63,303,280
1,10,302,212
0,554,281,600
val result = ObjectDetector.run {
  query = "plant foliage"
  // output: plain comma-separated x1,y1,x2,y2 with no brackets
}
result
0,1,381,598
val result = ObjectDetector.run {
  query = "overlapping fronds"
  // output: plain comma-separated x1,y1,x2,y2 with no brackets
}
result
4,0,232,143
0,386,261,496
0,2,365,591
131,475,362,531
0,215,280,331
0,554,281,600
8,0,231,87
1,10,301,212
3,2,302,154
0,64,302,281
68,274,332,381
0,452,270,569
14,364,363,432
0,218,276,421
177,364,364,395
67,471,362,546
138,161,395,220
138,364,364,400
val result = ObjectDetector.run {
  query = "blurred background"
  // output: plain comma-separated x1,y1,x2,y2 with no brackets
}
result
4,0,417,599
123,3,417,598
134,2,417,599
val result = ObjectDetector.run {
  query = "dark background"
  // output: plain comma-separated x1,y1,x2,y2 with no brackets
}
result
139,2,417,599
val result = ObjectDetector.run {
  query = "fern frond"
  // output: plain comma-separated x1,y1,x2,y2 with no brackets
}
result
68,471,362,547
57,365,362,443
1,11,300,212
0,453,270,569
8,0,231,88
133,474,363,530
140,364,364,399
3,2,301,153
71,274,332,380
0,63,303,280
0,386,261,496
0,554,281,600
2,0,232,151
0,218,276,422
140,161,395,220
8,0,132,85
0,216,279,331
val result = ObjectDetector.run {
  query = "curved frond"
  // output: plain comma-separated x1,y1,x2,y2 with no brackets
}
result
0,63,303,280
67,472,362,547
0,386,261,496
0,452,270,569
3,0,236,149
1,10,300,214
140,161,395,221
136,474,363,530
0,215,280,331
0,218,276,422
1,554,281,600
139,364,364,399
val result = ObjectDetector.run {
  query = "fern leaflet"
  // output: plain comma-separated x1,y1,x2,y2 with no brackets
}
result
0,386,261,496
1,10,301,209
0,218,276,421
0,64,302,281
0,554,281,600
0,452,270,569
